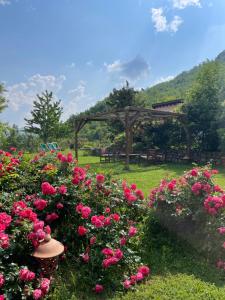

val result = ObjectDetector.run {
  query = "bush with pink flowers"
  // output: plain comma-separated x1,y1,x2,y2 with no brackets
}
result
149,165,225,264
0,149,150,299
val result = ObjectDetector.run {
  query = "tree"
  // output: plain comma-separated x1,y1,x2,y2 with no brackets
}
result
183,61,223,152
25,90,63,143
0,83,8,113
106,81,138,109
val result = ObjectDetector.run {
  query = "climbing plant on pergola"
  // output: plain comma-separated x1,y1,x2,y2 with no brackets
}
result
74,106,189,169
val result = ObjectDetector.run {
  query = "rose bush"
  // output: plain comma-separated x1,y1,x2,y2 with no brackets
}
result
149,165,225,265
0,149,150,299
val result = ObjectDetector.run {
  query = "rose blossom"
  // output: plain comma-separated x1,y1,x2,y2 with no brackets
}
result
0,212,12,230
0,232,10,249
33,199,47,211
96,174,105,184
77,226,87,236
81,206,91,219
94,284,104,293
81,252,90,263
40,278,50,294
0,274,4,288
129,226,138,237
33,289,42,300
41,182,56,195
90,236,96,245
123,279,131,289
120,237,126,246
56,203,64,209
136,272,144,281
138,265,150,277
19,268,35,281
58,185,67,194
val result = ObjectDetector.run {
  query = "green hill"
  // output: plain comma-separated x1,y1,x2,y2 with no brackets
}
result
69,50,225,147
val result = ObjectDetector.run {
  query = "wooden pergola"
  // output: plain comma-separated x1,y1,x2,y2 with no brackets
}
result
74,105,189,169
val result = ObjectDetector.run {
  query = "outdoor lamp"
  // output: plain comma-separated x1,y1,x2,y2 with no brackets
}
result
32,234,64,278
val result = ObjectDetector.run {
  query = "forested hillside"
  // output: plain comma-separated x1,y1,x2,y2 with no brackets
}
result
68,50,225,148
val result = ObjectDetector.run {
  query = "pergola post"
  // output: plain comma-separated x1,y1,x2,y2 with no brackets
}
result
74,119,88,161
125,111,130,170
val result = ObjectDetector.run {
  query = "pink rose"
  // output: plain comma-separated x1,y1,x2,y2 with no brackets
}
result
96,174,105,184
94,284,104,293
123,279,131,289
56,203,64,209
0,232,10,249
81,252,90,263
58,185,67,194
120,237,126,246
0,274,4,288
81,206,91,219
33,221,44,232
190,169,198,176
0,212,12,230
77,226,87,236
101,248,114,257
33,289,42,300
90,236,96,245
136,272,144,281
41,182,56,195
130,183,137,190
45,213,59,223
33,199,47,211
40,278,50,294
138,265,150,277
19,268,35,281
129,226,137,237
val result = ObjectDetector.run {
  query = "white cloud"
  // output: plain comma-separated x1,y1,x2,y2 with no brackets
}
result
172,0,201,9
151,8,183,32
5,74,66,111
63,81,93,119
169,15,183,32
104,56,150,81
0,0,10,5
104,60,123,73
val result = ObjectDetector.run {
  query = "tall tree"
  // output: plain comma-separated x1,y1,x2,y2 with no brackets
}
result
0,83,8,113
106,81,138,109
25,90,63,143
183,61,222,152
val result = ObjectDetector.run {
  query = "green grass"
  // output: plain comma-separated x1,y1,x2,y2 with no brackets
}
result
47,152,225,299
77,152,225,194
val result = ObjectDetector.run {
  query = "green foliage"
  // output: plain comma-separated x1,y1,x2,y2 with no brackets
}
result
183,61,223,151
25,90,63,143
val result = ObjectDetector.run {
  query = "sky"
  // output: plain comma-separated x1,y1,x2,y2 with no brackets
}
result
1,0,225,127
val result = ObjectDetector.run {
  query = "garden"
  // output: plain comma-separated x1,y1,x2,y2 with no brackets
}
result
1,148,225,299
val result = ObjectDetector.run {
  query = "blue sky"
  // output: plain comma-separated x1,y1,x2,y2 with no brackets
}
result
1,0,225,126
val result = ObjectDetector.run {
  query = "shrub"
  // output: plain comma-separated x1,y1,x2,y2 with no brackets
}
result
0,149,150,299
149,165,225,263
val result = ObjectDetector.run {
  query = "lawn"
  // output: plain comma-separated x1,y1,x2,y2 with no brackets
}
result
49,152,225,300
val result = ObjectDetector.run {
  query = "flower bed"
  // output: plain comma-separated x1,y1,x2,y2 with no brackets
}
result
0,149,150,299
149,165,225,264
